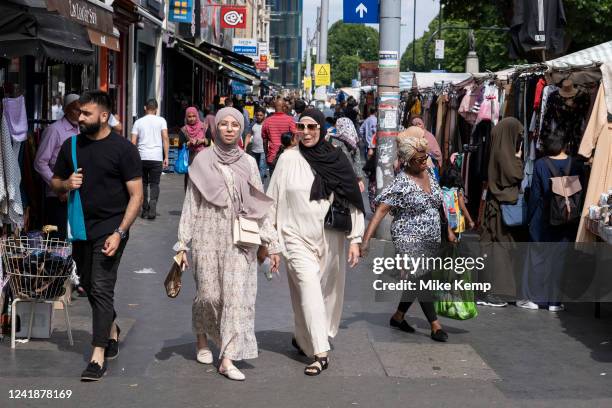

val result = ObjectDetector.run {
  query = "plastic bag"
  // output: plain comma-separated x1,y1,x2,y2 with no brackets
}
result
433,246,478,320
175,145,189,174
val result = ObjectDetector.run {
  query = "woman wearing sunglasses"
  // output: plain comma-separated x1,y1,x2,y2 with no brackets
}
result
175,107,281,381
361,134,455,342
266,108,365,376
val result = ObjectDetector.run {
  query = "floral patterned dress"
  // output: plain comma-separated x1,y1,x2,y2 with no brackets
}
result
177,155,279,361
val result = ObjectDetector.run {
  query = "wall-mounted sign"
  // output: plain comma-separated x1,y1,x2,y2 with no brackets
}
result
221,6,247,29
47,0,114,35
232,38,258,57
168,0,193,23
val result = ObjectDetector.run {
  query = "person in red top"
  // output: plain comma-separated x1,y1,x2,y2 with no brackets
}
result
262,98,296,174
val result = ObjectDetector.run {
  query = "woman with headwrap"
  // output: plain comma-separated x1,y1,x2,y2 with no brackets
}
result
266,108,365,376
175,107,281,381
362,134,455,342
178,107,210,189
411,117,443,166
478,117,524,307
331,117,366,192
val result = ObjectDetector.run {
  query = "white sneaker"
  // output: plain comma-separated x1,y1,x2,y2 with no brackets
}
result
517,300,539,310
196,348,213,364
219,365,245,381
548,305,565,312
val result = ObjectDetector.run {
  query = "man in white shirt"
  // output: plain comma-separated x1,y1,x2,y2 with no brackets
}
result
130,99,168,220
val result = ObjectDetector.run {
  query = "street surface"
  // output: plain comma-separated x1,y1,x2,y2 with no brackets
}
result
1,174,611,408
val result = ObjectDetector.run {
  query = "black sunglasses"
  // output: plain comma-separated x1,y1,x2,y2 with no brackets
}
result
296,123,320,131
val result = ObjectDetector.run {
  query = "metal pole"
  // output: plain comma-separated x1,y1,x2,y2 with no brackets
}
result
412,0,416,68
438,2,443,70
306,27,312,99
319,0,328,64
375,0,401,240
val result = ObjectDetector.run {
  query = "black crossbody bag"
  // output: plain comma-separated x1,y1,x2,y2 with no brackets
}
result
325,198,352,233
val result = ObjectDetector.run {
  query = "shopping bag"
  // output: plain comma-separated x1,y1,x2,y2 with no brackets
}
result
67,136,87,242
175,145,189,174
433,246,478,320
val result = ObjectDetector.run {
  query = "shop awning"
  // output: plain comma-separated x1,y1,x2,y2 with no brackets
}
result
548,41,612,67
87,28,120,52
0,3,94,64
176,39,259,84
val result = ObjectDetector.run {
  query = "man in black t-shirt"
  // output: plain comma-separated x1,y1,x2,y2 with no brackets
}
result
52,91,143,382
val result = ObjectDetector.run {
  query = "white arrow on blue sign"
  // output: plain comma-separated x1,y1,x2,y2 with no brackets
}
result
343,0,379,24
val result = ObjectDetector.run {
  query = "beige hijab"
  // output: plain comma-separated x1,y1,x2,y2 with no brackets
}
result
188,107,272,220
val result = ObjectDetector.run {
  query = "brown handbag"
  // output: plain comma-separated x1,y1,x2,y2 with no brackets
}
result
164,253,185,298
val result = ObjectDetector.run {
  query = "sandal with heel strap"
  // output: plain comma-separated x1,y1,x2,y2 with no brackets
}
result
304,355,329,376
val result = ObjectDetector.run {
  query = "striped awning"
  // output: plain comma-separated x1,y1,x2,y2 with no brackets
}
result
548,41,612,67
399,72,414,90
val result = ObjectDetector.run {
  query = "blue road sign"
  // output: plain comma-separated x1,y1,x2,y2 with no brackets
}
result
343,0,379,24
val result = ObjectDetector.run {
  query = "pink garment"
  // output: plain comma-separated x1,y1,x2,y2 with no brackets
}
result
2,95,28,142
182,107,207,153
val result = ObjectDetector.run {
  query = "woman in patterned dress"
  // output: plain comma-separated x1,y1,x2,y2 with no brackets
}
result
361,135,456,342
175,107,281,381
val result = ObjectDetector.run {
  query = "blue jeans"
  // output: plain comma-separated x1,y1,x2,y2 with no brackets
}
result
249,151,267,182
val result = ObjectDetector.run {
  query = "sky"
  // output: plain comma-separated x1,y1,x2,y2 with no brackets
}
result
301,0,441,57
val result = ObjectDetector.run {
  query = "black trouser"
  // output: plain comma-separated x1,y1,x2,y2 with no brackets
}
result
72,234,128,348
44,197,67,239
397,275,438,323
141,160,162,212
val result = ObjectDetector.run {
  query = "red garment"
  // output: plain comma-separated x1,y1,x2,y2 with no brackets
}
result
533,78,546,110
261,112,296,164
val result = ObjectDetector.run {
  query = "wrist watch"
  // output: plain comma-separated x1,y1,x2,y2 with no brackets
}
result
114,227,128,240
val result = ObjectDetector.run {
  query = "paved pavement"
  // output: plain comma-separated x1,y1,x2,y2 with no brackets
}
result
1,174,611,408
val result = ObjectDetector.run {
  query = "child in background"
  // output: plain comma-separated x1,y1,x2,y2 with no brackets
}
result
439,166,475,239
271,131,297,168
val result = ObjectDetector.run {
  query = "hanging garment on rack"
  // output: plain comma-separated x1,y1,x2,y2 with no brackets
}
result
540,90,591,156
533,78,547,110
0,115,24,227
576,84,612,242
2,96,28,142
435,94,449,149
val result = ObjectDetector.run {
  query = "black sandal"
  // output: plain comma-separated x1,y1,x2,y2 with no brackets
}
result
292,337,306,356
304,356,329,376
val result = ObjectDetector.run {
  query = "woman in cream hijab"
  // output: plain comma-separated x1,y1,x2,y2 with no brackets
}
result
175,107,281,381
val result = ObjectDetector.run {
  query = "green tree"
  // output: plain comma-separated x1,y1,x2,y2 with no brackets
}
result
328,21,379,86
333,55,363,87
400,13,516,73
441,0,612,57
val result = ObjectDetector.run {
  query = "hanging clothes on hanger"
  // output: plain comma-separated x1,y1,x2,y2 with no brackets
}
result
0,113,24,227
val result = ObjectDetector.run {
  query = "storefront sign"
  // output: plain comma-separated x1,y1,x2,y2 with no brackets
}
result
232,38,258,57
258,42,268,57
47,0,114,36
255,61,269,72
169,0,193,23
87,29,120,52
221,6,247,29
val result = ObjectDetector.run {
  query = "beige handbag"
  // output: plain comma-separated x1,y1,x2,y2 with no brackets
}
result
233,216,261,247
